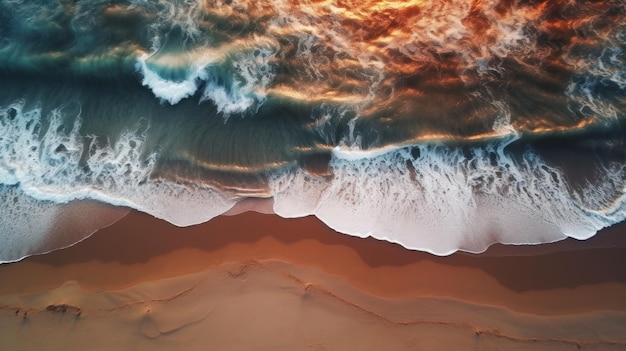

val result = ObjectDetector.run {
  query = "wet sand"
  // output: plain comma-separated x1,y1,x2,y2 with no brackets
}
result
1,209,626,349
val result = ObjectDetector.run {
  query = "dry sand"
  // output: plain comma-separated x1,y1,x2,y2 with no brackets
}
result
1,207,626,350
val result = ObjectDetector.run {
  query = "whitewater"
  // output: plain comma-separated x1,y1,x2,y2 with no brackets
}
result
0,0,625,261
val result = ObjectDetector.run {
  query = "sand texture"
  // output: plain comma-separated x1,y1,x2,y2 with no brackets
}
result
1,211,626,350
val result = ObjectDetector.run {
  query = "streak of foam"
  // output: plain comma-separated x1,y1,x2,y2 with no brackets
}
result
129,0,206,46
374,0,539,75
199,46,277,116
136,53,210,105
0,101,234,261
271,138,626,255
561,4,626,122
130,0,278,113
565,42,626,121
136,43,277,115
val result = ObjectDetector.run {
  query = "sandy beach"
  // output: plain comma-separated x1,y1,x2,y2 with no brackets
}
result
2,0,626,349
0,205,626,350
1,208,626,350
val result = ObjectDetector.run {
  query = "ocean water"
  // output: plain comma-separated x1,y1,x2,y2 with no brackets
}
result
0,0,625,261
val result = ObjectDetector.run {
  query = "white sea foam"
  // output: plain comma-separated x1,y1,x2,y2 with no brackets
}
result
564,49,626,121
0,185,63,263
131,0,278,111
130,0,275,110
199,47,276,115
137,45,276,114
136,53,208,105
376,0,539,74
2,98,625,260
563,18,625,121
0,101,235,261
271,139,626,255
565,78,620,120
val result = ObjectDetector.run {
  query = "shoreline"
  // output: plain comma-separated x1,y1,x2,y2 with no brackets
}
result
3,259,625,350
2,208,626,349
1,209,626,316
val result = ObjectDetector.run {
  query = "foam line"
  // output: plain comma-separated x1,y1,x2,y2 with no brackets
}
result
0,101,236,261
272,142,626,255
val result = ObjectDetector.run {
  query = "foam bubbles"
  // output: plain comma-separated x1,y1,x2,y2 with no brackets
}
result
200,47,276,115
0,186,129,263
272,139,626,255
136,45,276,114
2,97,625,259
0,100,236,261
565,47,625,121
0,185,62,263
136,53,207,105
